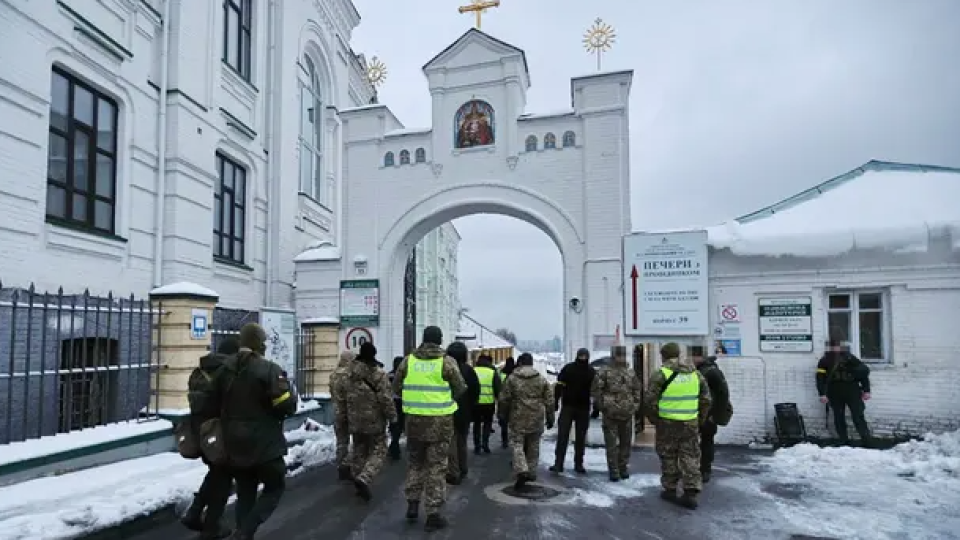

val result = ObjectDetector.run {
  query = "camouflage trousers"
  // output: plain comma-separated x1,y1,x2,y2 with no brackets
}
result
404,438,450,514
350,432,387,484
334,417,350,468
601,417,633,476
509,430,542,477
655,419,702,492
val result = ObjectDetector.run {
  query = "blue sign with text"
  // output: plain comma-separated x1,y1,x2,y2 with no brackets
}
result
191,310,208,340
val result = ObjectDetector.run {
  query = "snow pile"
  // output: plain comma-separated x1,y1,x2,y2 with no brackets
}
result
706,167,960,257
761,430,960,539
0,425,337,539
0,419,172,467
539,440,660,508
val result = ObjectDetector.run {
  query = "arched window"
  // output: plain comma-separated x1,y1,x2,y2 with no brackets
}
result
299,55,325,203
543,133,557,149
399,149,411,165
562,131,576,148
525,135,538,152
415,148,426,163
384,152,395,167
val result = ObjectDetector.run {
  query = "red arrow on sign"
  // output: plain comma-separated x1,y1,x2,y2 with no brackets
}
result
630,265,639,329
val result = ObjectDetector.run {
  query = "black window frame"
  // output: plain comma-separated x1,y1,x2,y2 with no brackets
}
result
399,149,411,165
525,135,538,152
214,153,247,264
384,152,395,167
544,132,557,149
414,148,426,163
222,0,253,80
46,66,120,236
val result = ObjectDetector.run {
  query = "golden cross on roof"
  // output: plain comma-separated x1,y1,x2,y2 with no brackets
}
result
458,0,500,30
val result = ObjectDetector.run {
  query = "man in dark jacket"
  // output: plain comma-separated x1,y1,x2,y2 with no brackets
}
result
180,338,238,539
816,340,872,446
445,341,480,484
214,323,298,540
472,353,502,454
549,348,596,474
693,352,730,483
497,357,516,447
387,355,405,460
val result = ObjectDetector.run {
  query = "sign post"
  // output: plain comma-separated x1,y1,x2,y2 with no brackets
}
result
758,297,813,352
622,231,709,336
340,279,380,327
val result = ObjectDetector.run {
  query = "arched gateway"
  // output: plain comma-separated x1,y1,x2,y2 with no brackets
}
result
294,29,632,360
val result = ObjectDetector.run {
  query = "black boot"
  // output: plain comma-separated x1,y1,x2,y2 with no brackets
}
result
608,472,620,482
514,471,535,490
574,464,587,474
406,500,420,522
354,478,372,502
445,473,462,485
474,446,482,455
200,525,232,540
660,489,678,503
549,464,564,474
702,470,712,483
338,466,353,481
388,441,401,461
678,490,699,509
180,495,204,532
424,513,448,531
482,444,491,454
619,468,630,480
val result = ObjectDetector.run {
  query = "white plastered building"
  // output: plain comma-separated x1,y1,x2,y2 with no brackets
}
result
414,222,461,347
697,161,960,444
0,0,458,325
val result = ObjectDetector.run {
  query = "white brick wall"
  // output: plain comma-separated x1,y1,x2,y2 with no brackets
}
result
0,0,371,310
709,247,960,444
295,29,634,359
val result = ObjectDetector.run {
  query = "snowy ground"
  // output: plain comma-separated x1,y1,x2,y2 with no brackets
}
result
0,421,336,540
1,421,959,540
542,429,960,540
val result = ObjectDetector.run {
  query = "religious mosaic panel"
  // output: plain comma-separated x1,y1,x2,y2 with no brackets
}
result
454,100,495,148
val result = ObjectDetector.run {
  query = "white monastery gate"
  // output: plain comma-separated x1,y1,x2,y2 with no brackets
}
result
295,29,632,359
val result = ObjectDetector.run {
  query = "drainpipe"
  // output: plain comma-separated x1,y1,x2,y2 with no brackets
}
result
263,0,278,307
332,113,344,249
151,0,173,288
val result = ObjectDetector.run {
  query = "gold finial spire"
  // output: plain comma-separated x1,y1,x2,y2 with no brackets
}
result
366,56,388,89
458,0,501,30
583,18,617,71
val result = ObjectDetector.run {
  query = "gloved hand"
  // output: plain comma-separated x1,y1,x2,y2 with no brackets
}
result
545,419,554,430
590,408,600,419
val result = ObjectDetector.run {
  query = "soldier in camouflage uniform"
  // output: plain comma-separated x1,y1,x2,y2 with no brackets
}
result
498,352,554,489
644,342,711,509
330,350,355,481
392,326,467,531
591,345,643,482
337,342,397,501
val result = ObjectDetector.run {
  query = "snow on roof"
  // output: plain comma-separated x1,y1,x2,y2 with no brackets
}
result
384,127,431,137
706,161,960,258
518,109,575,120
294,243,341,262
149,282,218,299
457,313,514,351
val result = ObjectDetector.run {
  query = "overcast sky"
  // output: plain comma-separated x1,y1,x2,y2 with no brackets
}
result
350,0,960,341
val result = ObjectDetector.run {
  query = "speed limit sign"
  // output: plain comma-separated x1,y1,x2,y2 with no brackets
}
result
345,327,373,350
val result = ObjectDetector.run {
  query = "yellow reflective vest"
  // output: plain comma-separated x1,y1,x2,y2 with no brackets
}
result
476,366,496,404
657,367,700,421
402,355,458,416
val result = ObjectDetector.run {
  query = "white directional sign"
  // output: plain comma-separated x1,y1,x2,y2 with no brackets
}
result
622,230,709,336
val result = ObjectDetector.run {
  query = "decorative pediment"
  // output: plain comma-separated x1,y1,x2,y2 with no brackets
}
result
422,28,529,76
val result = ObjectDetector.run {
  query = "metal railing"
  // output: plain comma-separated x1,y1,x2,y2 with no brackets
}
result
0,282,162,445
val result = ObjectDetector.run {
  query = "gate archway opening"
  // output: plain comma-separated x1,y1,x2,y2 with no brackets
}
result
375,183,586,362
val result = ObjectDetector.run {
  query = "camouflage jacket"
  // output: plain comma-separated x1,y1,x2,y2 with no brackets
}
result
591,356,643,421
643,355,711,425
330,351,355,400
498,365,554,434
339,358,397,434
391,342,467,442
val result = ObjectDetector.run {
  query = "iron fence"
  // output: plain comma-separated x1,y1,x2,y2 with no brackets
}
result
210,307,258,353
0,282,162,445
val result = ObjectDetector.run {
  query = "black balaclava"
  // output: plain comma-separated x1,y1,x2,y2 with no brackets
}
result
422,326,443,346
446,341,468,364
575,348,590,364
357,342,377,362
392,356,404,371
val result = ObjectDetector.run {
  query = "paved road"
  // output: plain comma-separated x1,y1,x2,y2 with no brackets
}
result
126,431,841,540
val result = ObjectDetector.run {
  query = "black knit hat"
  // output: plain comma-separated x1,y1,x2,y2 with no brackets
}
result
422,326,443,346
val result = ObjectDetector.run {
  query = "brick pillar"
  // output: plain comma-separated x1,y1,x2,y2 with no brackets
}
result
299,319,339,399
149,282,219,414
